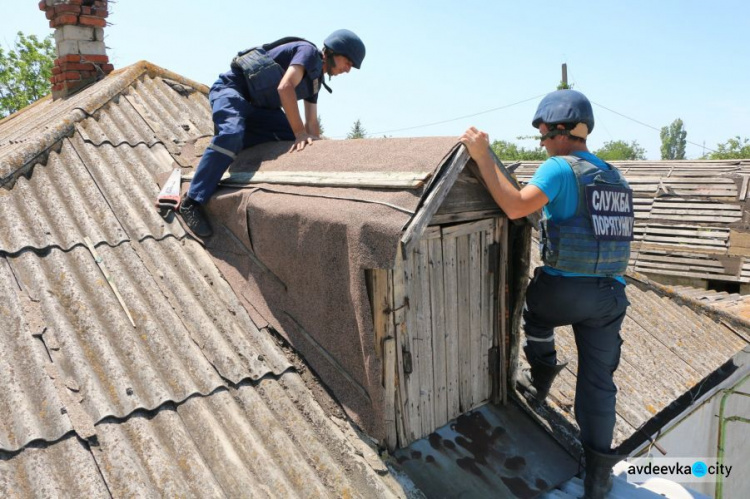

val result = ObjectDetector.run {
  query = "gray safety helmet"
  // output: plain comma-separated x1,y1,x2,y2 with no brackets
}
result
532,89,595,134
324,29,366,69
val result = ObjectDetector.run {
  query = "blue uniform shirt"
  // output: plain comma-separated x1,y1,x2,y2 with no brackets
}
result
266,41,322,104
529,151,627,285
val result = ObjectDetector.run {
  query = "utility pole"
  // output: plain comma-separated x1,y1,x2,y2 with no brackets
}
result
562,63,568,87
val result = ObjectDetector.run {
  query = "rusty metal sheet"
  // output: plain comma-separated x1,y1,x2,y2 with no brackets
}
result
394,401,578,498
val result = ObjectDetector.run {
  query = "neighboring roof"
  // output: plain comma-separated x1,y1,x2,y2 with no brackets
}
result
520,239,750,453
0,62,400,497
513,159,750,284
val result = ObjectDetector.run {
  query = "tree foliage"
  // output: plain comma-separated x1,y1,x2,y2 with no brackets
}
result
593,140,646,161
490,140,547,161
0,32,55,118
347,119,367,139
705,136,750,159
660,118,687,160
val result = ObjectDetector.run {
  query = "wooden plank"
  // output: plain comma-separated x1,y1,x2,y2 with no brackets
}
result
456,233,472,412
434,170,499,215
391,252,413,445
441,217,495,239
415,239,434,436
497,218,508,405
636,267,745,282
369,269,391,360
441,233,461,420
479,226,492,404
401,147,470,255
402,249,422,440
383,338,398,451
469,231,483,409
428,237,448,428
184,170,433,189
428,209,503,226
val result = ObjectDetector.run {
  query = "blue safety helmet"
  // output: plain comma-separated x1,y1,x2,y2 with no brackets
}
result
532,90,595,134
324,29,366,69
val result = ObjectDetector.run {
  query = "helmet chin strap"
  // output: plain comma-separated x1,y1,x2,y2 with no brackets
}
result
319,50,335,93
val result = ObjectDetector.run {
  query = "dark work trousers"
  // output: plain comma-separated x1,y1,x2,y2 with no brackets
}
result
523,268,629,452
188,74,295,204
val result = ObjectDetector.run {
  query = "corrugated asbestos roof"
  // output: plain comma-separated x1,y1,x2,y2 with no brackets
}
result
514,159,750,284
522,237,750,451
0,62,400,498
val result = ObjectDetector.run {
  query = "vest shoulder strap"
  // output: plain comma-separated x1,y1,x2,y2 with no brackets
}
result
237,37,318,57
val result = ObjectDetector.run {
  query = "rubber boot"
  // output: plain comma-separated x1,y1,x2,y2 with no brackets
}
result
582,443,623,499
516,346,567,401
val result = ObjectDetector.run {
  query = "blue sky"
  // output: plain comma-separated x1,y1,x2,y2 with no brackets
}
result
3,0,748,159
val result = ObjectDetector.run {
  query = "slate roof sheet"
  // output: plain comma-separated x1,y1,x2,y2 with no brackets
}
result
0,62,399,498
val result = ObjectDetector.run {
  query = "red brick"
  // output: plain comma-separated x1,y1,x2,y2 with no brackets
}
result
61,54,82,63
101,64,114,72
82,54,109,63
51,66,61,75
81,6,91,15
79,15,106,27
45,9,55,20
68,0,84,5
54,4,82,14
38,0,48,11
92,9,109,18
61,71,82,81
52,14,79,26
59,62,96,72
93,1,107,8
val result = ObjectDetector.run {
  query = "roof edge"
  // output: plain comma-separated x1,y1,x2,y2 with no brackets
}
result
626,270,750,337
1,60,208,190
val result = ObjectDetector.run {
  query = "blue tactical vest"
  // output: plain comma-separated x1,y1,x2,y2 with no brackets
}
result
231,37,323,109
540,156,634,276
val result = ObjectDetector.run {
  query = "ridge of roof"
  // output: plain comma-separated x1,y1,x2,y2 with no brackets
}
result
0,61,208,189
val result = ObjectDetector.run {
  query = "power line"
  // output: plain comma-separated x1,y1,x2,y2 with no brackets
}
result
591,100,718,154
359,93,547,137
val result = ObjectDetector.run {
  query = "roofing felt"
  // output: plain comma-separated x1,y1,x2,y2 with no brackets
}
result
522,237,750,451
195,137,473,444
0,62,399,497
513,159,750,284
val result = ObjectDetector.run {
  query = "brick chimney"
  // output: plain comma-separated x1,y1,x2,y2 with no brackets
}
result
38,0,114,99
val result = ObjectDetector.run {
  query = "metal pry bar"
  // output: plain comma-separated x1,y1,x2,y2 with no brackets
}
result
84,237,136,328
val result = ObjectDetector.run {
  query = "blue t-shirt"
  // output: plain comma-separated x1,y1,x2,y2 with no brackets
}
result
528,151,627,284
266,41,322,104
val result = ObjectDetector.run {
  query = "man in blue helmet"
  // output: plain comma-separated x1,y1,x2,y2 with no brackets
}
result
180,30,366,237
460,89,633,499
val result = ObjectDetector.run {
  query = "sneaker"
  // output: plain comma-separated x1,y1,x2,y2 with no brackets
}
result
179,198,213,237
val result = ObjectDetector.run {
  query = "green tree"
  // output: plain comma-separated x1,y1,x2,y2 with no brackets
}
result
347,119,367,139
593,140,646,161
705,136,750,159
490,139,547,161
317,114,325,136
0,32,55,118
660,118,687,160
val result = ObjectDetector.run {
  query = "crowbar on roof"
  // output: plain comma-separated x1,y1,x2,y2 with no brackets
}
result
84,237,136,328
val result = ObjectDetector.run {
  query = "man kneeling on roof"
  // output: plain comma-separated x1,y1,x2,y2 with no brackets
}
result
460,89,634,499
180,30,366,237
